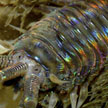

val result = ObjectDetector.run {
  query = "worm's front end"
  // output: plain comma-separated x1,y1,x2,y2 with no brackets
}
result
0,0,108,108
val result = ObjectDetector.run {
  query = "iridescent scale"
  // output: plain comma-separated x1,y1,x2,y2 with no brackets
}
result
14,0,108,85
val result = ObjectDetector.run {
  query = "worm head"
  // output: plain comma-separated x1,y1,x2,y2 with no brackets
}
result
11,49,45,79
0,49,46,85
0,49,46,108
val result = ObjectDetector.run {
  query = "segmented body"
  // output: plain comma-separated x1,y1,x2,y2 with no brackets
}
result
14,0,108,86
0,0,108,108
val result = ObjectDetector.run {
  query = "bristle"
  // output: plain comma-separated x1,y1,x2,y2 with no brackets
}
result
77,83,88,108
48,92,58,108
70,86,78,108
49,74,69,85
